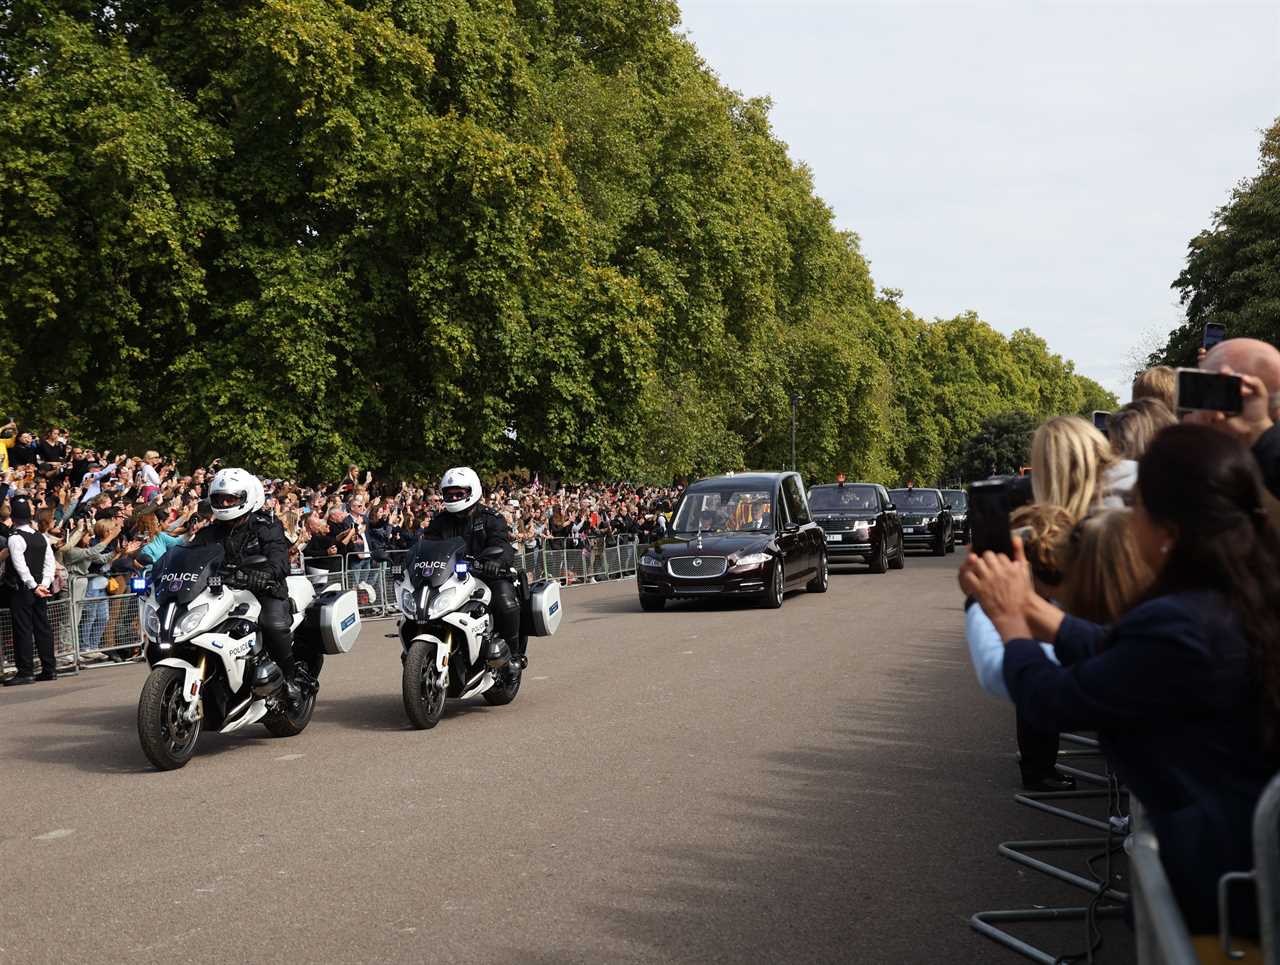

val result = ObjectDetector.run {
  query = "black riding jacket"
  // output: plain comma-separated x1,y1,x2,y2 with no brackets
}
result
191,511,291,585
422,506,515,570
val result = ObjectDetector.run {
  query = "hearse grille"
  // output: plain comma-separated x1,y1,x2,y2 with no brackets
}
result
667,555,728,579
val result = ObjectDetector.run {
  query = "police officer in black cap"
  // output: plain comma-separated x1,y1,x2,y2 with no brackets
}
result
3,496,57,685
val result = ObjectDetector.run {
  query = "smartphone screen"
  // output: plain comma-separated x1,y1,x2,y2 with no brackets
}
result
1203,322,1227,350
1091,410,1110,433
968,479,1014,557
1176,368,1243,414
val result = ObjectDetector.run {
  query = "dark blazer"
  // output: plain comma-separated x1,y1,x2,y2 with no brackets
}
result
1003,591,1276,934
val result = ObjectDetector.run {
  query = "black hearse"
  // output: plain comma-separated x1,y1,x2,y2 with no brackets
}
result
808,481,905,573
636,471,828,610
887,487,955,556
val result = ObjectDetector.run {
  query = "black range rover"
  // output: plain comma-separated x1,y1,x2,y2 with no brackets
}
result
942,489,969,544
808,482,905,573
636,471,828,610
887,487,955,556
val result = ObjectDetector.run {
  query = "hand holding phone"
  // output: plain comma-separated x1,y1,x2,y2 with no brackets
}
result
968,479,1015,557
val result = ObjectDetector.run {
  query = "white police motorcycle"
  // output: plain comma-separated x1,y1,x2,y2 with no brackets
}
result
136,544,360,770
396,538,562,729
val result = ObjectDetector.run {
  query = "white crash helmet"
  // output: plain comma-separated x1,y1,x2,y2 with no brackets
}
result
208,467,266,522
440,466,482,514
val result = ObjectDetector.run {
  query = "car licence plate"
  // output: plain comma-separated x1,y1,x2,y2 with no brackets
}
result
905,527,918,534
826,534,843,542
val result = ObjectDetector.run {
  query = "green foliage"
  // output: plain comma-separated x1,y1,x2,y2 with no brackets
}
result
947,411,1038,484
0,1,1104,483
1154,117,1280,366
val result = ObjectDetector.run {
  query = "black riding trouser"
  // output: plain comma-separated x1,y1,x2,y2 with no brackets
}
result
257,593,295,670
481,576,521,652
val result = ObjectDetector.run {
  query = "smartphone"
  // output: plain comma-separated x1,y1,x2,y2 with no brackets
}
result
968,479,1015,557
1176,367,1243,415
1091,410,1110,435
1203,322,1227,350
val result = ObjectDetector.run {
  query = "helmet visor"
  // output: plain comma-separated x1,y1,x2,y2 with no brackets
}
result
443,486,471,504
210,491,246,510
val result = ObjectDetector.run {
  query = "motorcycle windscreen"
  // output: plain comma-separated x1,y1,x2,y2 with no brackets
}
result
406,538,467,589
152,544,225,604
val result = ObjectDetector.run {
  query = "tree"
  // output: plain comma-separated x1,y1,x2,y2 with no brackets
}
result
0,2,1110,484
947,411,1037,484
1154,116,1280,366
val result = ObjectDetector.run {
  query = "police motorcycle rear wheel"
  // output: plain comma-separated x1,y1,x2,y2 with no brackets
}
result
262,649,321,738
137,666,202,771
262,680,316,738
403,640,447,729
483,639,523,706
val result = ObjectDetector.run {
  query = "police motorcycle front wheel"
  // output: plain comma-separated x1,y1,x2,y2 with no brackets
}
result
138,666,202,771
403,640,447,730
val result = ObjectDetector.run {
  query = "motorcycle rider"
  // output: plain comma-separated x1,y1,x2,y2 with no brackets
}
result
421,467,524,668
191,468,305,708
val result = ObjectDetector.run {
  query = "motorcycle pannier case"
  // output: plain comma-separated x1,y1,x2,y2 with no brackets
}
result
302,588,361,654
525,579,562,637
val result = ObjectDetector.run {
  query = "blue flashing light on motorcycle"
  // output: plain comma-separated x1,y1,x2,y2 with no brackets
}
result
130,575,149,594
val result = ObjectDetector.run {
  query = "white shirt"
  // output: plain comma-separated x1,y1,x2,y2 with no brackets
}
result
8,523,55,591
80,463,118,502
141,462,161,487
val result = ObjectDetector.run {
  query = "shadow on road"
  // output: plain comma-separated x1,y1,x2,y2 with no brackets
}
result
12,700,273,775
559,632,1129,963
317,692,498,733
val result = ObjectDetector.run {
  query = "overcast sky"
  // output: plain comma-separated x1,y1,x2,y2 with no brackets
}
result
677,0,1279,399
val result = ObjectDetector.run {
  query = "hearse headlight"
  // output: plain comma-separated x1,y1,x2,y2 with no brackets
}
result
729,552,770,572
640,552,663,569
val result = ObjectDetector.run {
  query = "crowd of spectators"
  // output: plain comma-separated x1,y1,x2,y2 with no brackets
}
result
0,427,680,668
961,336,1280,944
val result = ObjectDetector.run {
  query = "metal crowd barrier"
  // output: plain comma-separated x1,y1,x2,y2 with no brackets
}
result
2,536,646,675
1128,773,1280,965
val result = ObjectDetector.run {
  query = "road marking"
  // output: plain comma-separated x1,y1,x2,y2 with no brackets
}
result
34,828,74,841
682,650,694,654
533,675,549,680
275,753,305,761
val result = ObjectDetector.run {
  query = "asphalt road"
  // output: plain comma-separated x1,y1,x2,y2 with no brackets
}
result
0,554,1132,964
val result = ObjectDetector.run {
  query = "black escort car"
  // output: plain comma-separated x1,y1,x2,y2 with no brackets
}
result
887,487,955,556
808,482,905,573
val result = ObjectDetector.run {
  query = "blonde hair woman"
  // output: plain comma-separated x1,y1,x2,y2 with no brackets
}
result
1031,416,1128,520
1059,509,1154,624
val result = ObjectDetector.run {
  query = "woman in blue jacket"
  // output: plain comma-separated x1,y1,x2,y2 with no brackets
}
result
961,424,1280,935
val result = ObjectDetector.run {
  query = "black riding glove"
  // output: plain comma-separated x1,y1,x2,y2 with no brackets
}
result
236,569,274,594
475,559,503,578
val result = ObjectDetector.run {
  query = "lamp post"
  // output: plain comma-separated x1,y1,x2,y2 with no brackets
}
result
790,392,802,471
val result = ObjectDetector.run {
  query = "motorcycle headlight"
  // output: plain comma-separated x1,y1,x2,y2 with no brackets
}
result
729,552,771,573
427,582,467,619
399,584,417,618
175,604,210,641
143,603,160,640
640,552,663,568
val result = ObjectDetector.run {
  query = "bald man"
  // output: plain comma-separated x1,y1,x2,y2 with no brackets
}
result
1199,337,1280,498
